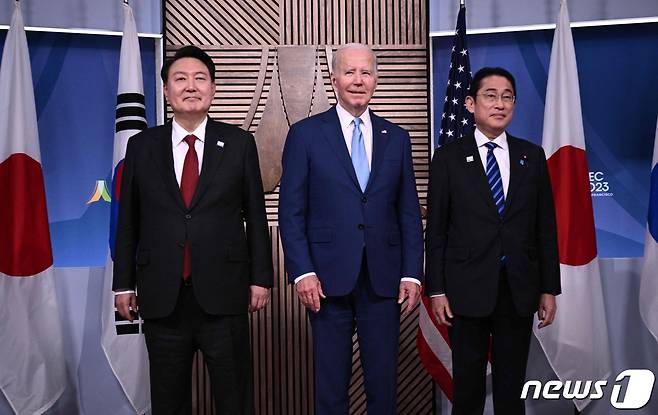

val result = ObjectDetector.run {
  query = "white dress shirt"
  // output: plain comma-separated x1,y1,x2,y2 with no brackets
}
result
335,102,373,169
172,117,207,184
474,128,510,197
295,103,420,288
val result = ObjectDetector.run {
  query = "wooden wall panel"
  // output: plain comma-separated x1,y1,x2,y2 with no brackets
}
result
280,0,426,45
164,1,433,413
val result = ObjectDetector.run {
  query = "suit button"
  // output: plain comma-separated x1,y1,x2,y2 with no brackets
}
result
185,214,192,219
358,224,365,230
361,197,367,203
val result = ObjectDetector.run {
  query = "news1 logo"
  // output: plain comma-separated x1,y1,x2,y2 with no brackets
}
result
521,369,655,409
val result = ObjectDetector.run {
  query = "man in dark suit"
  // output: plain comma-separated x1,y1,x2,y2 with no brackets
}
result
278,43,424,414
113,46,273,414
425,67,561,414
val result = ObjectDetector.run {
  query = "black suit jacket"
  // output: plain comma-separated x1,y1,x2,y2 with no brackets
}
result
425,133,560,317
113,118,273,319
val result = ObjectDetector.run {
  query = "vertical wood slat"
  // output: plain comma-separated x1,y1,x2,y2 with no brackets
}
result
166,0,427,47
278,0,427,46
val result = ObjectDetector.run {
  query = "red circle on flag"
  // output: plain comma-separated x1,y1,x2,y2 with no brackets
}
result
546,145,597,266
0,153,53,276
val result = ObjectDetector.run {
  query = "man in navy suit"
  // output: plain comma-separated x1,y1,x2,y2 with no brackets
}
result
279,43,424,414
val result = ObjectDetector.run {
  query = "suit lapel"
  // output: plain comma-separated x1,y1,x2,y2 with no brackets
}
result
459,134,497,212
366,111,391,193
504,135,527,215
320,107,361,191
189,118,226,209
151,122,186,210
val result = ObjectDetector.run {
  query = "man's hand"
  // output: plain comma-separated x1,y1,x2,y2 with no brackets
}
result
398,281,421,315
537,293,557,329
295,274,326,312
115,293,138,322
249,285,270,312
431,295,453,327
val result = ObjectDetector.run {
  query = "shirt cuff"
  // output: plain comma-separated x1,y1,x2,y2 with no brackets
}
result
294,272,316,284
400,277,421,286
114,290,135,295
430,293,446,298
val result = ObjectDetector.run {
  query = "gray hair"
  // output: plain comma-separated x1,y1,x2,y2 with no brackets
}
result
331,43,378,75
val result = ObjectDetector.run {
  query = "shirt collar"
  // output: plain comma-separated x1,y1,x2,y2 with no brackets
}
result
474,128,508,151
172,117,208,146
335,102,372,131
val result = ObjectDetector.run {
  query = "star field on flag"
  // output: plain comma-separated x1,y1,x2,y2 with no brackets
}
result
437,5,474,148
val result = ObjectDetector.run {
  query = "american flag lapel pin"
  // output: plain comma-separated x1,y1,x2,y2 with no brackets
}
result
466,155,474,163
217,140,224,148
381,129,387,134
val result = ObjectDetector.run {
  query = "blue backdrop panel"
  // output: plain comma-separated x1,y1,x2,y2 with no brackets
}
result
432,23,658,258
0,30,157,266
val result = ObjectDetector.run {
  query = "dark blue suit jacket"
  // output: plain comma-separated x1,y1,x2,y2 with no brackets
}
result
279,106,423,298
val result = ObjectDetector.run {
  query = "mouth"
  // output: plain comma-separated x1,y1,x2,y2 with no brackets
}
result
490,113,506,119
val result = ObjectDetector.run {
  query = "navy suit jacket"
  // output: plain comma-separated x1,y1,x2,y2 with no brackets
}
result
279,106,423,298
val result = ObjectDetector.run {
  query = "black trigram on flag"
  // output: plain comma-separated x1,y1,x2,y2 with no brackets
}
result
115,92,146,133
114,309,144,335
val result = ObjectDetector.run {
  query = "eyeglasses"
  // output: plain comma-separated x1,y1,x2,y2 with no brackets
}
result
477,92,516,105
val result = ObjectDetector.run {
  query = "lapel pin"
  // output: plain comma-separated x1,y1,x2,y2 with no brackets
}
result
217,140,224,148
381,129,387,134
519,155,527,166
466,155,474,162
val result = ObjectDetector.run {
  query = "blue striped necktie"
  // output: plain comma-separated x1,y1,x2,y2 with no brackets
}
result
351,117,370,192
484,141,505,216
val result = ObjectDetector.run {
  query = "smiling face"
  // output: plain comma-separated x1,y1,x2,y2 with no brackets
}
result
465,75,515,139
163,57,215,120
331,47,378,117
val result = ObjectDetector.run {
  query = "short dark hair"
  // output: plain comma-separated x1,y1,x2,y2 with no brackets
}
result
160,45,215,82
468,67,516,100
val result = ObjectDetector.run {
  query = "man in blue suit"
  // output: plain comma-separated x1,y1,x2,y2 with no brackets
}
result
279,43,424,414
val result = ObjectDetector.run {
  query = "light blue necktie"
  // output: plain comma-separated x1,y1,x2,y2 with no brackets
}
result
351,117,370,192
485,141,505,216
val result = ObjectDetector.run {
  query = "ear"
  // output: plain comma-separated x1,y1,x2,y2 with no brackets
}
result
465,96,475,114
163,82,169,101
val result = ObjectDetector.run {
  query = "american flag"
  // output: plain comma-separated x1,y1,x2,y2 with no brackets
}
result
435,4,474,148
418,4,473,402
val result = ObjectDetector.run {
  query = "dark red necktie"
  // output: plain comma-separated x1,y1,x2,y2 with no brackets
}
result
180,134,199,280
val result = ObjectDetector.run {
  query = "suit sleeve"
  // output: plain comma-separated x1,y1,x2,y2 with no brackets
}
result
242,132,274,288
278,124,315,284
535,146,561,295
397,130,424,282
112,136,140,291
424,148,451,295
